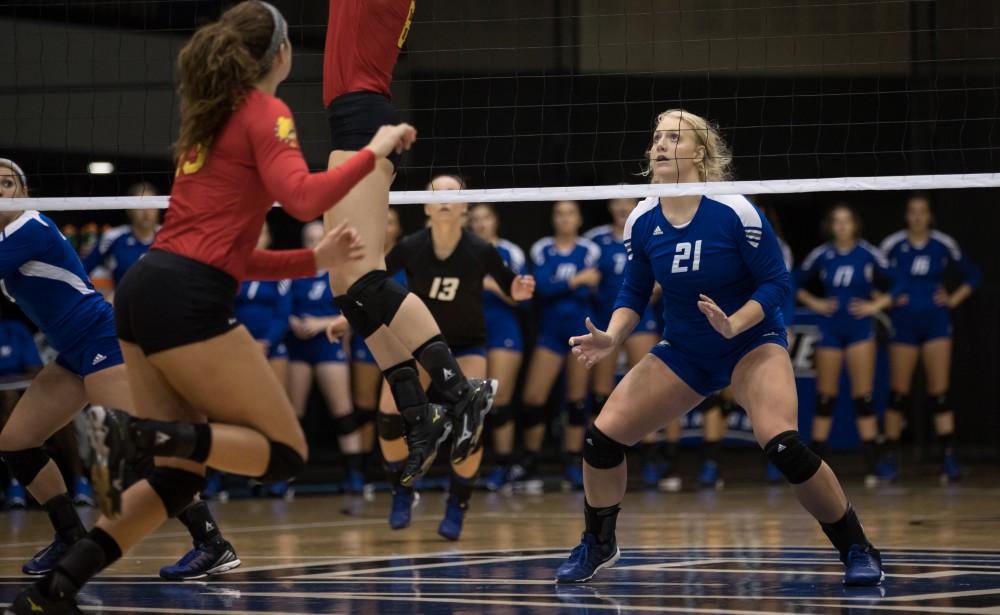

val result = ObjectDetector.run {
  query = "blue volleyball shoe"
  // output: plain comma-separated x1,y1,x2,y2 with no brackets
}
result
159,540,241,581
22,536,73,576
555,533,621,583
843,544,885,586
389,489,419,530
437,500,467,541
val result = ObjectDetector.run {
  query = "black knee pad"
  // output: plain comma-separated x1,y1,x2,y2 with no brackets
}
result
566,400,588,427
489,404,513,428
521,404,547,429
147,467,206,517
929,392,950,415
582,424,628,470
260,441,306,482
593,394,609,417
384,360,428,412
764,430,823,485
719,398,738,416
0,447,50,486
889,391,911,413
334,270,408,337
853,394,875,417
376,411,405,441
335,411,362,436
354,408,375,427
815,394,834,417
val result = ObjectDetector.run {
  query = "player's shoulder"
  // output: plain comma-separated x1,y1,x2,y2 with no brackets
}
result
801,242,832,269
879,229,908,254
577,236,601,265
497,238,526,267
858,240,889,267
530,236,556,263
704,194,762,228
623,197,659,242
583,224,613,243
100,225,132,250
929,230,962,259
0,211,52,242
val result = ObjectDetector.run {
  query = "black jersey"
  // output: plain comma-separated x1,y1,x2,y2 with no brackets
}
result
386,228,518,348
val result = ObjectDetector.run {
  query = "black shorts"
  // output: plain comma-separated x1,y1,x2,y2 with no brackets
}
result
115,250,240,355
327,91,402,168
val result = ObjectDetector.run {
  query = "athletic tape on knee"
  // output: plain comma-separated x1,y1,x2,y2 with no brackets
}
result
815,394,834,417
853,394,875,417
0,447,50,486
147,467,206,517
377,411,405,441
889,391,911,413
335,411,362,436
260,441,305,483
335,270,408,337
582,424,628,470
764,430,823,485
929,392,950,415
566,400,588,426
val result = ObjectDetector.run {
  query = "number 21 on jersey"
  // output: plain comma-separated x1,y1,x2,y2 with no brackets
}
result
429,277,460,301
671,240,702,273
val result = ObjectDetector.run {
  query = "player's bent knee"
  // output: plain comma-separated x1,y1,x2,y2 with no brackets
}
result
377,411,405,441
0,447,50,486
764,430,822,485
929,392,950,415
334,271,408,337
582,424,628,470
566,400,588,427
260,441,306,483
147,467,206,517
489,404,513,428
853,394,874,417
815,394,834,418
335,410,362,435
889,391,911,413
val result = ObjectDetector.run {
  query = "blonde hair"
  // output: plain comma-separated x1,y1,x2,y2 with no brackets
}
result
643,109,733,182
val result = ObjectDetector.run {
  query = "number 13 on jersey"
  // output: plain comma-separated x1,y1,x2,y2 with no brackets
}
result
429,276,460,301
671,240,703,273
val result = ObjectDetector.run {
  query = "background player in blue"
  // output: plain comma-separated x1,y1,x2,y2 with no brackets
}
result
0,317,43,507
288,222,363,495
555,110,882,586
467,203,528,491
519,200,601,490
797,204,897,484
879,194,980,483
584,198,669,487
0,160,135,575
82,183,160,289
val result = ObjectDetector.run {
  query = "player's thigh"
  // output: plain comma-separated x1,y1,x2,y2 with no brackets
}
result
147,327,305,454
814,347,844,395
565,352,591,400
269,358,289,391
82,363,134,411
844,339,876,396
731,343,799,447
521,347,565,405
117,341,201,423
0,363,86,449
921,338,953,394
351,361,383,409
486,349,521,406
315,362,353,416
595,354,703,446
624,333,659,367
457,354,486,380
285,361,315,416
591,351,618,396
888,343,920,392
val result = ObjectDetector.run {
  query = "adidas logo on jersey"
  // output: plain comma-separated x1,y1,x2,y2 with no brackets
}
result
653,226,664,236
91,353,107,366
442,368,456,381
777,443,787,453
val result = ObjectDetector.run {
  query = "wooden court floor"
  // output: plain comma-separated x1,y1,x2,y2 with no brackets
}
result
2,475,1000,614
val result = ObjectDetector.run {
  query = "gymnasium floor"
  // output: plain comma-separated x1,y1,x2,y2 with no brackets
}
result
2,473,1000,614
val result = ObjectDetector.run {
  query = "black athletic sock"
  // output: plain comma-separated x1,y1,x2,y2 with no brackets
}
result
383,360,430,413
704,440,722,464
938,432,955,456
519,451,539,475
860,439,879,473
659,440,678,466
384,459,411,495
640,442,661,465
413,335,469,404
493,453,512,468
43,528,122,601
448,472,475,508
43,494,86,543
820,504,871,563
345,453,365,475
584,500,620,545
136,420,212,463
178,500,223,546
810,440,831,462
885,437,901,460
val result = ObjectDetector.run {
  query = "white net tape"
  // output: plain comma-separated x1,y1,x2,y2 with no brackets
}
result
6,173,999,211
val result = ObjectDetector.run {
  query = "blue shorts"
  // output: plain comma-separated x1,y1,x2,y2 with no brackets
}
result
452,345,487,359
892,306,952,346
650,328,788,397
287,335,347,364
536,316,586,356
817,316,874,349
268,341,288,360
56,324,124,378
350,332,375,364
486,310,523,353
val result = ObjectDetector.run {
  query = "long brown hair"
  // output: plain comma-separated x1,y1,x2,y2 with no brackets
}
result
174,1,286,160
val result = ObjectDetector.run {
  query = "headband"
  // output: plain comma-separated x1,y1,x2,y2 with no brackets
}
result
0,158,27,190
259,2,288,72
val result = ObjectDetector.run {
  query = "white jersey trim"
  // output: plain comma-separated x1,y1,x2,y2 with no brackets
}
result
19,261,95,296
801,243,831,271
583,224,613,241
879,229,908,255
0,211,48,240
529,237,555,266
579,237,601,268
858,240,889,268
498,238,526,273
930,230,962,260
622,196,658,249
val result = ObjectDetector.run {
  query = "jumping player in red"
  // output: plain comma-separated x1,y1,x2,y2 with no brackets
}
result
322,1,497,487
5,3,415,613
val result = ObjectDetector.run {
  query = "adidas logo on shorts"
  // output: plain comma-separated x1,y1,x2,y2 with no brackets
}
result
91,353,107,366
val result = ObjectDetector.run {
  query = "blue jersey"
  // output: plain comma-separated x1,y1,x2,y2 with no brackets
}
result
779,237,797,326
798,240,897,319
290,273,340,318
234,279,292,347
0,211,115,353
585,225,629,317
483,238,526,317
615,195,789,359
880,230,980,310
0,320,42,377
82,225,155,285
530,236,601,322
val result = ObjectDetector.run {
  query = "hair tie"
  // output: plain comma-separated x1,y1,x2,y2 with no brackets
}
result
0,158,27,190
259,1,288,73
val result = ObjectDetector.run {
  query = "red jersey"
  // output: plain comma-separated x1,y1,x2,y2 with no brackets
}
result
323,0,415,106
155,89,375,282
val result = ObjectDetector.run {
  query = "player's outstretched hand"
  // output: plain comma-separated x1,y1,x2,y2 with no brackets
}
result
697,294,736,339
325,315,350,342
365,123,418,159
569,317,615,368
511,275,535,301
313,221,365,271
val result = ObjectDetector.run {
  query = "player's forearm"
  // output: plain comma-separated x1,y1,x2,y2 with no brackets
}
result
949,283,973,308
728,300,765,337
607,307,641,346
